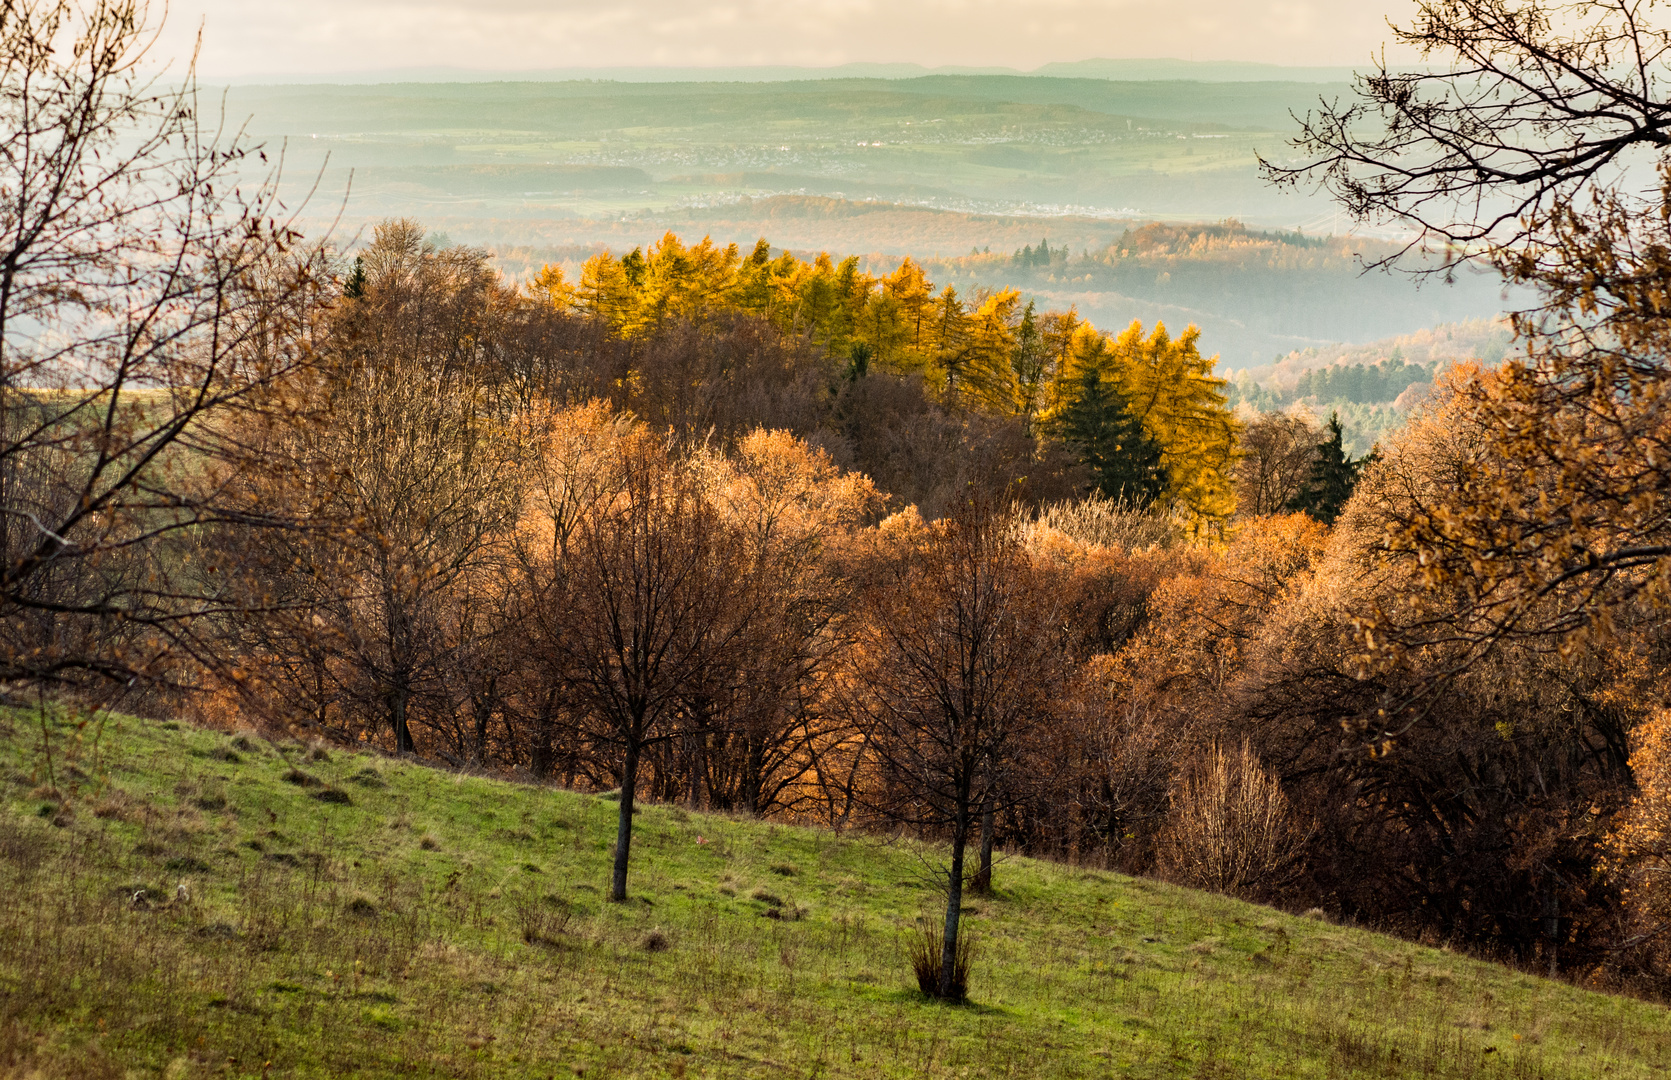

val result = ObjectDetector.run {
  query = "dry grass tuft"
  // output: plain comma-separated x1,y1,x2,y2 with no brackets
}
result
908,921,973,1002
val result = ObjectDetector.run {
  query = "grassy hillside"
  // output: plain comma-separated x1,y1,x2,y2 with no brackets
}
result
5,706,1666,1079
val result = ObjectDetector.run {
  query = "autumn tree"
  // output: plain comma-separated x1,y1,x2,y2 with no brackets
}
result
1040,319,1237,523
0,0,322,693
1216,405,1655,967
851,501,1065,999
1110,322,1239,523
862,257,934,372
1265,0,1671,738
234,222,524,752
1607,710,1671,965
1234,411,1321,518
526,429,758,901
679,430,882,815
957,288,1023,414
507,402,632,780
525,263,576,311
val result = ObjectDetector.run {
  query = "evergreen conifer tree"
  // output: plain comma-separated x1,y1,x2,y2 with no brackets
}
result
1058,367,1167,507
1287,411,1370,524
343,256,367,299
621,246,647,288
846,342,873,381
1011,301,1047,429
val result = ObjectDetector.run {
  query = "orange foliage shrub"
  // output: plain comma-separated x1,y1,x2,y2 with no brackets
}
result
1608,710,1671,967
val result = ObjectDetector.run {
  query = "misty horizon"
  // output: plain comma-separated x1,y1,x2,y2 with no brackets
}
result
163,0,1423,81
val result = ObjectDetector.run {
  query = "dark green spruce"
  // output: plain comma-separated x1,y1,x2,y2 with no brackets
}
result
1287,411,1374,524
1058,367,1167,507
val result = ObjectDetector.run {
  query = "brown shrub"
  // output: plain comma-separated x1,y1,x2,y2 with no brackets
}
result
1157,741,1307,900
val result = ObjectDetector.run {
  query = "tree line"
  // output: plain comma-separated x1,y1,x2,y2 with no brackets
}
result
523,230,1241,520
1284,358,1434,405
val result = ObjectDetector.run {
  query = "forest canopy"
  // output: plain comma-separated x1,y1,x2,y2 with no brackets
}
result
532,231,1240,521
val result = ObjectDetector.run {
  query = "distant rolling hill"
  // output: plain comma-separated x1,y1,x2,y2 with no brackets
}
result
232,75,1507,362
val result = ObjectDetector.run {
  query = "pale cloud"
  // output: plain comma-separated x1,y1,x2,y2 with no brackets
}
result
163,0,1421,78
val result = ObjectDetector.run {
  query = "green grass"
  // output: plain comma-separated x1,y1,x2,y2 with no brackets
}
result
4,706,1667,1079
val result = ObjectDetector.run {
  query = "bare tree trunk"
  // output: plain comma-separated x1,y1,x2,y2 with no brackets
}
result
392,686,415,754
611,739,640,902
972,803,996,894
471,691,493,766
1543,887,1561,978
743,735,767,816
685,705,714,810
687,731,705,810
940,800,970,999
530,706,556,778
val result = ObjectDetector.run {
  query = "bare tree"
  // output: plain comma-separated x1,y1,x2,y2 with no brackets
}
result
1263,0,1671,279
851,501,1065,999
1234,411,1321,518
230,223,524,751
0,0,321,692
523,429,758,901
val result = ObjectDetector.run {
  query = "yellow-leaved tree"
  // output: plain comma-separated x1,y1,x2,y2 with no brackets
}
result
1041,319,1238,524
959,288,1024,414
637,232,742,325
1110,321,1238,522
526,263,576,311
576,251,638,333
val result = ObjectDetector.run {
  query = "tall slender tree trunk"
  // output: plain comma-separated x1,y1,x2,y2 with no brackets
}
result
471,692,492,766
611,739,640,902
1543,888,1561,978
743,735,767,816
940,801,970,999
392,686,414,754
684,707,714,810
972,803,996,894
531,691,557,778
687,730,705,810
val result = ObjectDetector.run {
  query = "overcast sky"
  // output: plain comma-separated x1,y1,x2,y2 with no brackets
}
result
159,0,1422,79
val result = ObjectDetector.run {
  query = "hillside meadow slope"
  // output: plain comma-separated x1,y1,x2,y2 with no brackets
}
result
3,707,1666,1079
